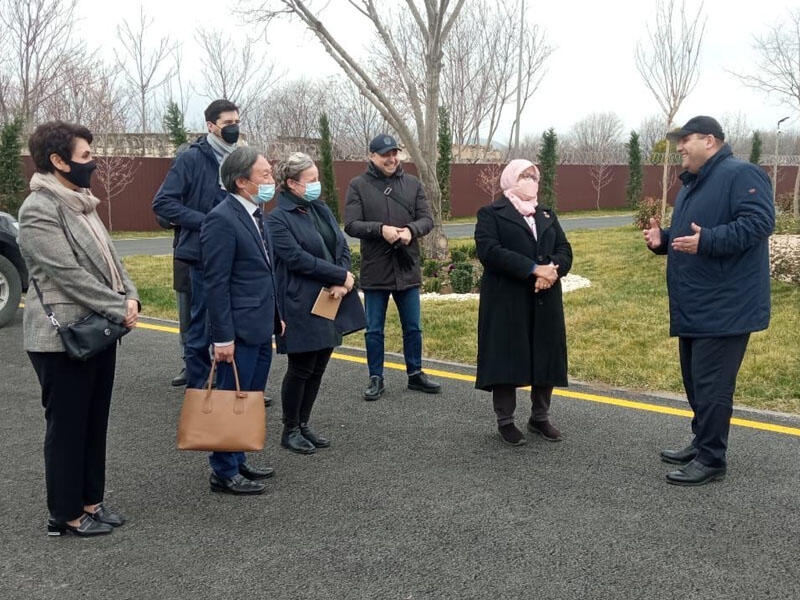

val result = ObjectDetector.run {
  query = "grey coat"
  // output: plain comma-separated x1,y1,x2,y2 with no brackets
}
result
18,189,139,353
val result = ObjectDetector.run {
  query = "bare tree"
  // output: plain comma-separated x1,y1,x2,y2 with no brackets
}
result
635,0,706,217
719,110,752,157
326,77,392,158
243,0,468,259
193,28,276,118
475,163,504,201
115,5,173,142
569,112,624,156
638,114,666,160
0,0,85,126
589,161,614,210
735,9,800,216
440,0,551,161
93,155,140,232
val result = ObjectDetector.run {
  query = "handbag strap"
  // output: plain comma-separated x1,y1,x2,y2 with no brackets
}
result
30,278,61,328
365,176,414,218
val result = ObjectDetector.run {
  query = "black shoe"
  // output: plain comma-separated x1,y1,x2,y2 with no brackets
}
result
264,395,272,407
48,513,113,537
281,427,316,454
171,367,187,387
527,418,562,442
209,473,267,495
363,376,385,401
407,372,441,394
88,503,125,527
300,423,330,448
239,463,275,480
660,444,698,465
498,423,527,446
666,459,726,486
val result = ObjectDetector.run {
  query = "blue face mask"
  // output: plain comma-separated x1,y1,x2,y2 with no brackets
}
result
302,181,322,202
255,183,275,204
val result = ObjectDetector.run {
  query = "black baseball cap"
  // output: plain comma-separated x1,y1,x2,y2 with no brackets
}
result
666,116,725,141
369,134,400,154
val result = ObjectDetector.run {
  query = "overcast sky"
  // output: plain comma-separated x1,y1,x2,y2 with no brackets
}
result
77,0,799,139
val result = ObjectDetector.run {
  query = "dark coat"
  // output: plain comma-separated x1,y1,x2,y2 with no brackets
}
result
267,190,366,354
651,145,775,337
152,136,227,263
474,196,572,391
344,162,433,290
200,195,278,346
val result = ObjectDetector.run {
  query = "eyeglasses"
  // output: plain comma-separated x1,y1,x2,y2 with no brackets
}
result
519,173,539,182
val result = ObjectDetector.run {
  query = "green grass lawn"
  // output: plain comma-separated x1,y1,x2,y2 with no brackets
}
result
123,226,800,412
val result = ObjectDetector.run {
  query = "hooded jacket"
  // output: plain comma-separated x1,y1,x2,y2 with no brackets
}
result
652,144,775,337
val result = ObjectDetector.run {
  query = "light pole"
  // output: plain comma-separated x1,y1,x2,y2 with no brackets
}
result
773,116,790,204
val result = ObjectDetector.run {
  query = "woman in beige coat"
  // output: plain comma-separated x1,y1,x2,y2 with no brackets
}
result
18,121,140,537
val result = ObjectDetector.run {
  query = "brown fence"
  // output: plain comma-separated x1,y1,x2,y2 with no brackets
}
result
21,157,797,230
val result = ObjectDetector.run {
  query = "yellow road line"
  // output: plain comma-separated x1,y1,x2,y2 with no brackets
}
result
137,321,800,438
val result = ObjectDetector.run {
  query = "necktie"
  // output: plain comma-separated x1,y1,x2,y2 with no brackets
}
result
252,207,270,264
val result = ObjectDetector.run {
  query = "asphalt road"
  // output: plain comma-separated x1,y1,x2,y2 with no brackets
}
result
1,311,799,600
113,215,634,257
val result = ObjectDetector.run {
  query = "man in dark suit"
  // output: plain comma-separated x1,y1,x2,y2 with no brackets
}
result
200,146,283,495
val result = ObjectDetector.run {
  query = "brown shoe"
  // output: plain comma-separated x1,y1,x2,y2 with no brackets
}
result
527,418,562,441
498,423,527,446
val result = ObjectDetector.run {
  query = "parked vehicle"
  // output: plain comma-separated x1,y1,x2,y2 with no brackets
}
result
0,211,27,327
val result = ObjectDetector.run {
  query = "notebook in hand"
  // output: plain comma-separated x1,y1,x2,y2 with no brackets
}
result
311,287,342,320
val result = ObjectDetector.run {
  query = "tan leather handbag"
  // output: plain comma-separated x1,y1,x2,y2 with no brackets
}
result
177,360,266,451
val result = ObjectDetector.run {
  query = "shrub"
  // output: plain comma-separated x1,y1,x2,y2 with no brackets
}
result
350,250,361,273
634,196,661,229
422,259,440,277
423,277,442,294
450,248,468,263
450,262,474,293
466,243,478,259
776,193,794,215
775,213,800,235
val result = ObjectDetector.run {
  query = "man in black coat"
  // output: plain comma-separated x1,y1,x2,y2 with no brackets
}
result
344,134,441,400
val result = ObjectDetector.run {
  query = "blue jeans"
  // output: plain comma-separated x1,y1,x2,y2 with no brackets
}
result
209,342,273,479
363,287,422,378
185,264,212,388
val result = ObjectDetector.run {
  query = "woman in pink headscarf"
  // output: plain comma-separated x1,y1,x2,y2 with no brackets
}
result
474,159,572,446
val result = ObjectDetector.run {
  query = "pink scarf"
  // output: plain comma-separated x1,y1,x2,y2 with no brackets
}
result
500,159,539,216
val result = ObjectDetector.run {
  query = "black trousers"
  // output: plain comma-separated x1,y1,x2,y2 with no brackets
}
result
281,348,334,429
28,346,117,523
678,334,750,468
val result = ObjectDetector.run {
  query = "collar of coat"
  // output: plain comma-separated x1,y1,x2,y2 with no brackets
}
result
492,195,555,237
366,160,405,180
679,143,733,187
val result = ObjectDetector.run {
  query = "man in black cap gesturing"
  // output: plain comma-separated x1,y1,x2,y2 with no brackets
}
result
344,134,442,400
643,115,775,486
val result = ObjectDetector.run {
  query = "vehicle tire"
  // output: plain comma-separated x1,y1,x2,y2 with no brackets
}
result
0,254,22,328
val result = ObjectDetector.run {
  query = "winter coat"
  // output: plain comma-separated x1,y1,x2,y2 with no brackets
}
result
267,190,366,354
474,196,572,391
152,136,227,263
651,144,774,337
344,162,434,290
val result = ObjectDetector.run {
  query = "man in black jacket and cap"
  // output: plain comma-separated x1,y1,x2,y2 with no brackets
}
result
345,134,442,400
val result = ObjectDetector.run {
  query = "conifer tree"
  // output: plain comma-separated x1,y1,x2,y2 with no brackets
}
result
0,118,26,216
436,106,452,219
626,131,643,208
749,130,762,165
163,101,189,151
318,112,340,221
537,128,558,209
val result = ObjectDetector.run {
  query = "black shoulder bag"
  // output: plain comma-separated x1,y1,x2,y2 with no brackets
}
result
31,278,129,361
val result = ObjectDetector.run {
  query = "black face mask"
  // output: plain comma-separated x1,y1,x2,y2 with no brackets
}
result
220,124,240,145
59,159,97,189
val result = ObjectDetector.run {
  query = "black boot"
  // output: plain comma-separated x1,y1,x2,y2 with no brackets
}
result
363,376,385,401
300,423,330,448
281,426,316,454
